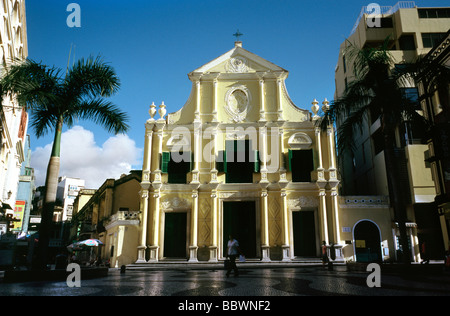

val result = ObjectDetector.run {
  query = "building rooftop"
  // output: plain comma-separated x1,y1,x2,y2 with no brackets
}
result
350,1,417,35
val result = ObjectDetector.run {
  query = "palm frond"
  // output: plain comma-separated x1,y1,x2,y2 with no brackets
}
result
344,36,394,81
1,58,62,110
318,78,375,132
336,103,371,154
71,98,129,134
64,55,120,100
29,103,59,138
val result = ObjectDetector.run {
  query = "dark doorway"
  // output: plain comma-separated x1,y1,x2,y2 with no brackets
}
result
223,201,257,258
415,203,445,260
354,220,382,262
164,212,187,258
293,211,316,256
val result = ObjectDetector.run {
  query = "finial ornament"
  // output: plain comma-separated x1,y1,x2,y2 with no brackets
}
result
322,98,330,113
159,101,166,119
311,99,320,120
149,102,156,120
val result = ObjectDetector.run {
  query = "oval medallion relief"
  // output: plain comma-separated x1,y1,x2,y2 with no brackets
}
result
224,85,251,123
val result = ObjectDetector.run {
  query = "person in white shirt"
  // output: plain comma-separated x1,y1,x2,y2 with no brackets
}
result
226,234,241,277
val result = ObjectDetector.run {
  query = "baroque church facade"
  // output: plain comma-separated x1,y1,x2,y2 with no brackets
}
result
127,41,399,265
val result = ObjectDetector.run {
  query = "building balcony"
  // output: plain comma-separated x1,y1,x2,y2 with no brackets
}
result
104,210,140,230
79,222,95,234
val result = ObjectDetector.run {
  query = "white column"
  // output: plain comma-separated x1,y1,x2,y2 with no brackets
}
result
210,126,218,174
259,125,269,183
276,79,283,121
279,128,285,171
153,123,165,174
319,191,329,245
191,123,201,184
136,189,149,263
328,127,337,172
259,78,266,122
195,80,201,122
212,80,218,122
209,126,219,262
136,122,154,263
148,190,161,262
332,191,341,245
148,122,164,262
142,125,154,183
189,190,199,262
315,127,324,170
327,124,341,245
260,189,270,261
280,190,290,261
209,189,218,262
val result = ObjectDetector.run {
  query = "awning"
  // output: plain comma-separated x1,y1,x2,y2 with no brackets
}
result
0,203,13,211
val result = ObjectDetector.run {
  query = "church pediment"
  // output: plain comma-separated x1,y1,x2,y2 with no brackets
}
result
167,42,310,125
188,44,287,79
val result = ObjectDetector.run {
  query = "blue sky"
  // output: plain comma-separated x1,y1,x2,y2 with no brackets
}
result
24,0,447,187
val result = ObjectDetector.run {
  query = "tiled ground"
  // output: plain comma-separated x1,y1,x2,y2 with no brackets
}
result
1,265,449,297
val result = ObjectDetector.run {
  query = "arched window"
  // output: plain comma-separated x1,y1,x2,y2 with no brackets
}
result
353,220,382,262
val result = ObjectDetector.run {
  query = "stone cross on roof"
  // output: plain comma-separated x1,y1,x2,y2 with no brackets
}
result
233,29,243,41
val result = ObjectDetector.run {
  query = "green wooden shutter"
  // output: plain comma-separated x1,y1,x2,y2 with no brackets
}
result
217,150,227,173
253,150,260,173
189,152,194,171
287,149,293,172
161,152,170,173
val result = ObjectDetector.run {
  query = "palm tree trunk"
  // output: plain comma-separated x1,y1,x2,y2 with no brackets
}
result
36,117,63,270
382,125,411,264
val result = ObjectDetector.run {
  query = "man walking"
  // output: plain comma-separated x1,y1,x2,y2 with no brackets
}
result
226,235,241,277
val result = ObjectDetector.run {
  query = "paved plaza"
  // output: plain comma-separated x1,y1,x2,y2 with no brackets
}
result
1,265,449,297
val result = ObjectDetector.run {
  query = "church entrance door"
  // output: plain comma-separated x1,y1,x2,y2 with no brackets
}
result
293,210,317,257
163,212,187,258
223,201,258,258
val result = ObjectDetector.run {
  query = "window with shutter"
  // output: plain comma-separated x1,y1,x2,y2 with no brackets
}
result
288,149,314,182
219,140,260,183
162,151,192,184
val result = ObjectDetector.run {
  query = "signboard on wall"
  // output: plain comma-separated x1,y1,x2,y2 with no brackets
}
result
12,201,26,232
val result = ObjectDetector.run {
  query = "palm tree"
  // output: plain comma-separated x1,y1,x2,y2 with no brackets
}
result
319,39,428,264
1,56,129,269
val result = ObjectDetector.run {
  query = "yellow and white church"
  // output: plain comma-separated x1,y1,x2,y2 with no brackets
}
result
121,41,402,266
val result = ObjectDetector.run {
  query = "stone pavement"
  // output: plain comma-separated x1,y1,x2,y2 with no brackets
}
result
1,264,449,297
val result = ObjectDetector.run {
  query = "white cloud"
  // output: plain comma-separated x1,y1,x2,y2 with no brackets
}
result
31,126,142,189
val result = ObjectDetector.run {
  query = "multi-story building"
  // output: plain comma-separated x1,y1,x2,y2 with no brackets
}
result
70,171,141,267
0,0,28,218
334,2,450,259
14,134,35,234
416,30,450,253
56,176,85,222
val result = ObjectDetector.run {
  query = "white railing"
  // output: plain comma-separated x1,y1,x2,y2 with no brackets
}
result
105,210,140,227
350,1,416,35
386,1,416,15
